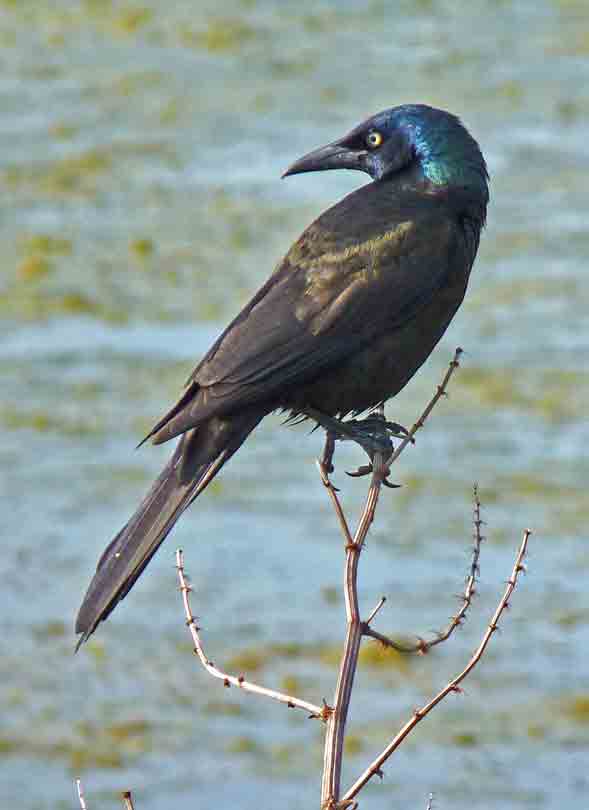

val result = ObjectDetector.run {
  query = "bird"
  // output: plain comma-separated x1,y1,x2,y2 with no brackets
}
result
76,103,489,647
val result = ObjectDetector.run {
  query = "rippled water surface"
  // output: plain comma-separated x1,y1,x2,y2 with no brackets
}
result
1,1,589,808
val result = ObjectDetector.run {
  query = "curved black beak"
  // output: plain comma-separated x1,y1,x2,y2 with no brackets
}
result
282,141,366,179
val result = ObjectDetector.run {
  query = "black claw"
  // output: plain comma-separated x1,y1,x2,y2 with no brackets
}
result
383,478,402,489
346,464,374,478
384,420,410,438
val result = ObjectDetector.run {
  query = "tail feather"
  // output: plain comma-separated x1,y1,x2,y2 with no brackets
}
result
75,410,264,648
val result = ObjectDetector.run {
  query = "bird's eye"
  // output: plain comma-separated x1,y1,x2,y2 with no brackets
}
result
365,130,383,149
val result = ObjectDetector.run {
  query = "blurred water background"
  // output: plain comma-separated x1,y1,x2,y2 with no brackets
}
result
1,1,588,808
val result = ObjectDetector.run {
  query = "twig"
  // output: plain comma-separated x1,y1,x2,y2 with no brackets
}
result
175,550,324,719
385,347,463,469
363,484,485,654
317,459,354,547
122,792,135,810
365,596,387,627
76,779,88,810
341,529,531,803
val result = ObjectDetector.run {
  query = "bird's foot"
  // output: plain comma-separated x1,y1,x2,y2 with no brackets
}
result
308,408,406,488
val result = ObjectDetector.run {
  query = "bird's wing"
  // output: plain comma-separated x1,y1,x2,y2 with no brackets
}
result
198,211,457,396
147,197,461,443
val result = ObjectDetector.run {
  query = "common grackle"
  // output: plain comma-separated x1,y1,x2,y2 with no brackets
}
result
76,104,489,646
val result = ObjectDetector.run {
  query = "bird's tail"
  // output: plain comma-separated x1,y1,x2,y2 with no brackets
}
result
75,409,264,648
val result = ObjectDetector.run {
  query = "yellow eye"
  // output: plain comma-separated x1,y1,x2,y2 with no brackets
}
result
366,130,383,149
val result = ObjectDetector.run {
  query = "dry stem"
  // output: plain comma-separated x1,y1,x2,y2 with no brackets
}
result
341,529,531,803
320,450,387,808
76,779,87,810
319,351,464,809
176,549,324,719
385,347,463,470
363,483,485,654
122,792,135,810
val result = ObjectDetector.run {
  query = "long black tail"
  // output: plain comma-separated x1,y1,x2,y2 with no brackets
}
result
75,410,264,648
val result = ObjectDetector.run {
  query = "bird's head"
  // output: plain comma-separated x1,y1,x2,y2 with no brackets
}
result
283,104,488,206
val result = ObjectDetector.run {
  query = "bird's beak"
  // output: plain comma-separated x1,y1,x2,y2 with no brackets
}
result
282,140,366,178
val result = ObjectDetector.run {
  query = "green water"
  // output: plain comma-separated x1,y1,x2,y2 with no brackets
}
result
1,1,588,808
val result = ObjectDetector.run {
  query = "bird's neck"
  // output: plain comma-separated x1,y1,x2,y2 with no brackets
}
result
418,141,488,227
386,160,487,224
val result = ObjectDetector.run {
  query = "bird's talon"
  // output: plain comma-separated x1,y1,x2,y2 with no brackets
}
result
382,477,401,489
385,420,410,438
346,463,374,478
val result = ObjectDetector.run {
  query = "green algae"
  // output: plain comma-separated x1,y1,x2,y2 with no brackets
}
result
4,148,111,196
452,731,478,747
563,695,589,724
456,366,588,423
181,18,258,53
203,700,244,717
17,255,53,281
226,735,258,754
359,641,409,673
343,734,364,755
130,237,155,259
0,406,102,437
19,233,73,256
280,675,302,694
225,638,410,676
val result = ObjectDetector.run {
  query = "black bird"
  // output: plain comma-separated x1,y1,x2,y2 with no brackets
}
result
76,104,489,646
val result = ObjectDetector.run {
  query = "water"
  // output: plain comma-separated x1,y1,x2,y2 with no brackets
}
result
1,1,588,808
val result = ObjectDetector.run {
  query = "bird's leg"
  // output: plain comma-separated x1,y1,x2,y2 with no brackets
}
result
319,430,337,476
305,406,407,488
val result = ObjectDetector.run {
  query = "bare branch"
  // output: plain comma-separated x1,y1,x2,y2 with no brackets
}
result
122,791,135,810
317,459,355,547
365,596,387,627
363,484,485,654
320,354,467,810
342,529,532,803
386,347,463,470
76,779,88,810
175,549,324,719
320,448,388,809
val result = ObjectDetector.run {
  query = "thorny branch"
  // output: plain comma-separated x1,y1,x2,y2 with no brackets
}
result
320,448,388,808
168,347,531,810
384,346,463,470
341,529,531,803
175,549,325,719
76,780,87,810
318,349,469,810
363,483,485,655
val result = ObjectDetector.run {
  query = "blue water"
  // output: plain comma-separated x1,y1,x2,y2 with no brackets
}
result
1,1,588,808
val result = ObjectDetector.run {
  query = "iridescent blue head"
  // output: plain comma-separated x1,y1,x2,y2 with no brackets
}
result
284,104,489,222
